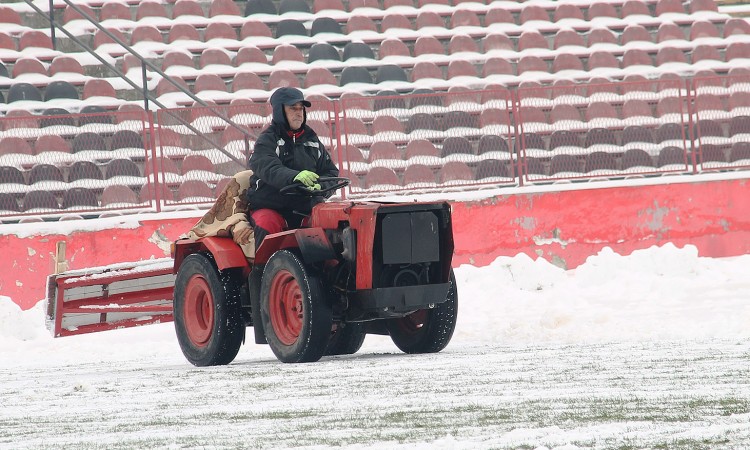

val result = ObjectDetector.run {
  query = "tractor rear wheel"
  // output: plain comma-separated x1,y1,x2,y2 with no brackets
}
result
260,250,333,363
174,253,244,366
387,269,458,354
325,322,366,356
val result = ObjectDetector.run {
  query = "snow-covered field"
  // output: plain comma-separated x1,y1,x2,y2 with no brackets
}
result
2,244,749,449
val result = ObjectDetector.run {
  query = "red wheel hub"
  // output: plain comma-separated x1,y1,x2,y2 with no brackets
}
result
183,274,214,347
268,270,303,346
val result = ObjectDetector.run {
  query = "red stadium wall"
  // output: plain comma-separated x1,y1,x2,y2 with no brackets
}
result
2,176,749,310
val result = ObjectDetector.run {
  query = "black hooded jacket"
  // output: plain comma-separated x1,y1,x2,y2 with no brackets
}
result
246,88,339,214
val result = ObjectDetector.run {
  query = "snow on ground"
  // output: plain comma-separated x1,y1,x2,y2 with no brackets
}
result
1,244,749,449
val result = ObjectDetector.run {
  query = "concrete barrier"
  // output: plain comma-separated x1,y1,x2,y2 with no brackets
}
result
2,176,748,310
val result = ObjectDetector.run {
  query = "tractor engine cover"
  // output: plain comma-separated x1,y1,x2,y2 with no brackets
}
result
381,211,440,265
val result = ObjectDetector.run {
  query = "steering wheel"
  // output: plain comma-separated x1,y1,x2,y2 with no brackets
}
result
279,177,351,196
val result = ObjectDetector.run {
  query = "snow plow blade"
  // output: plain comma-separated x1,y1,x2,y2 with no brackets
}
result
45,259,175,337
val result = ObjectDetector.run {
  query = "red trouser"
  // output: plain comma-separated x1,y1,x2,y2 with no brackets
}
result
250,209,309,250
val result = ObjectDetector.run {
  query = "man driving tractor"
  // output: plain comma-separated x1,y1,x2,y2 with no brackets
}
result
186,87,339,259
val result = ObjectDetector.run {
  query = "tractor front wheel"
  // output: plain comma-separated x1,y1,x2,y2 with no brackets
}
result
173,253,244,366
260,250,333,363
387,269,458,354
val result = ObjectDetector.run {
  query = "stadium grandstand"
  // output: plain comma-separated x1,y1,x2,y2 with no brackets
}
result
0,0,749,223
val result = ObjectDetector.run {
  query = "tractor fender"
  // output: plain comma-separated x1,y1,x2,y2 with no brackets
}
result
254,228,336,265
173,237,250,273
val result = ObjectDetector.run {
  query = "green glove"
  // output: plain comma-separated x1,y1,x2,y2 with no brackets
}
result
307,183,321,192
294,170,319,187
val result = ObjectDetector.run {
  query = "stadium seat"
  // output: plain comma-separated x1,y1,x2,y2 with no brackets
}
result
555,3,584,21
552,53,584,73
695,119,723,138
82,79,117,100
364,167,400,189
376,65,409,84
279,0,310,13
40,108,76,128
240,20,273,38
407,113,440,134
111,130,144,150
524,157,547,176
381,13,412,32
72,132,108,152
0,137,34,156
518,30,548,51
405,139,439,159
517,56,548,74
587,1,618,19
336,145,367,164
440,136,474,157
130,25,163,44
656,47,688,66
201,48,232,68
554,29,585,49
368,142,402,162
23,191,60,212
520,4,550,23
341,117,368,135
181,154,215,174
724,18,750,37
339,67,373,86
343,42,375,60
726,42,750,63
268,70,301,89
173,0,204,18
658,146,687,167
695,94,724,114
308,43,340,63
416,11,444,29
414,36,444,56
209,0,240,16
7,83,43,103
729,116,750,137
378,39,411,59
549,130,582,150
656,0,684,15
588,28,618,46
656,123,685,143
550,104,581,124
34,135,70,155
622,100,654,119
700,145,728,163
481,57,514,77
0,193,20,212
402,164,436,186
690,21,720,40
0,166,25,184
656,23,685,43
449,34,479,54
450,10,480,28
63,187,99,209
0,5,22,24
304,67,337,88
729,142,750,163
373,90,407,111
623,49,653,67
235,46,267,65
549,154,582,175
245,0,276,15
136,1,168,20
482,33,514,52
43,81,79,102
69,160,104,182
412,61,443,81
622,126,655,145
584,128,618,147
314,0,345,12
621,148,655,169
485,7,515,25
272,44,305,64
692,45,722,63
346,15,378,34
477,134,510,154
438,161,473,183
29,164,64,184
194,73,227,93
621,0,651,17
584,151,618,173
447,60,476,79
106,159,142,178
48,55,84,76
101,184,139,206
442,111,478,131
372,115,405,134
205,22,237,41
276,19,307,38
19,30,53,50
475,159,512,180
177,180,214,201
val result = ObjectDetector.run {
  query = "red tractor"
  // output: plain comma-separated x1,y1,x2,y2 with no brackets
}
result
171,178,458,364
